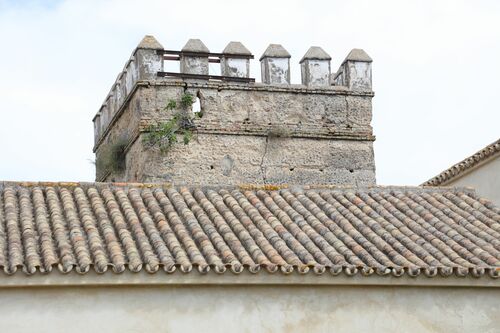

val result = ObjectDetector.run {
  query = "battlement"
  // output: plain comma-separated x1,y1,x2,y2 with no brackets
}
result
92,36,376,186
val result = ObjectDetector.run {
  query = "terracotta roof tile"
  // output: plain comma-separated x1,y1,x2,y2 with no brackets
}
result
0,182,498,278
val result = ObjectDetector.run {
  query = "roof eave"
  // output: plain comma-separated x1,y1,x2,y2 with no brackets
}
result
0,270,498,288
422,138,500,186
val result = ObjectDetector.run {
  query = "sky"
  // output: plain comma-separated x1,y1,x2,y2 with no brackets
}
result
0,0,498,185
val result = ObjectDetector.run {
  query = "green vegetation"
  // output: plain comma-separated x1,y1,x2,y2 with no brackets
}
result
180,93,194,108
96,138,128,175
144,93,197,152
166,99,177,110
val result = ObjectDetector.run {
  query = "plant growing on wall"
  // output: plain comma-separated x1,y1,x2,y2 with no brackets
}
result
144,93,198,152
180,93,194,108
95,138,128,176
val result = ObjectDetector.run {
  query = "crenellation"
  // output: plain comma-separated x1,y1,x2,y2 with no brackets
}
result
334,48,372,91
93,37,374,143
99,102,109,136
333,70,345,86
118,74,128,106
114,82,123,116
95,35,164,140
93,113,101,145
180,39,209,76
106,95,114,124
300,46,332,87
221,41,251,78
134,37,164,80
124,59,137,94
93,35,376,186
259,44,291,84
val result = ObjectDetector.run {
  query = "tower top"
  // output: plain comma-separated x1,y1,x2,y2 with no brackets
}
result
93,36,375,186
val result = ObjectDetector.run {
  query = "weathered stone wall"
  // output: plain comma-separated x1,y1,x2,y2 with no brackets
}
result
131,132,375,185
0,285,498,333
96,82,375,186
93,36,377,186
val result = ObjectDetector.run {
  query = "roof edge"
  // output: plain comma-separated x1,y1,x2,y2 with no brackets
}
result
0,270,498,288
423,138,500,186
0,181,479,196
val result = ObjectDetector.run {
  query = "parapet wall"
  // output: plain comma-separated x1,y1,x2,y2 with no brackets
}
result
93,36,376,186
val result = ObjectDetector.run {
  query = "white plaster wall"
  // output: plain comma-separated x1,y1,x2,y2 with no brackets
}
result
308,60,330,86
0,285,498,333
224,58,248,78
267,58,289,84
347,61,372,90
447,157,500,205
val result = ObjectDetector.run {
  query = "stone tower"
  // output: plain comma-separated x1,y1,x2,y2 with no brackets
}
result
93,36,375,186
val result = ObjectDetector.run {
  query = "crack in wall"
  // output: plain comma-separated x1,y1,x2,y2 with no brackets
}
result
260,136,270,183
344,95,350,126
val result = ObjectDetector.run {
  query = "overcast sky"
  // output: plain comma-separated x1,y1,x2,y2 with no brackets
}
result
0,0,498,185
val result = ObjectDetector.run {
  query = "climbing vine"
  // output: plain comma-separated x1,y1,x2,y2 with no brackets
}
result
143,93,198,152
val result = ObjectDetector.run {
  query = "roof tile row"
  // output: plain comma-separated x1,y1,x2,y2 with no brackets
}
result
0,183,498,278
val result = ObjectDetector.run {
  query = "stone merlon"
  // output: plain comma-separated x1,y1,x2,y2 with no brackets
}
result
299,46,332,62
221,42,252,78
223,41,251,55
334,48,373,91
137,35,164,50
181,38,209,53
93,36,376,187
300,46,332,87
343,48,373,63
259,44,291,61
259,44,291,84
180,39,210,75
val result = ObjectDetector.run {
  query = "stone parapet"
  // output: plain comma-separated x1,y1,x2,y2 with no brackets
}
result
93,35,163,145
92,36,376,186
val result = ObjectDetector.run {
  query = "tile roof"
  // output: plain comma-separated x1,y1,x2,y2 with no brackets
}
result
0,182,499,279
423,138,500,186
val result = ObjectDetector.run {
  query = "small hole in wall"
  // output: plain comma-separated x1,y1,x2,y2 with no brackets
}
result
319,169,324,172
210,165,214,170
349,169,354,173
289,167,295,172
